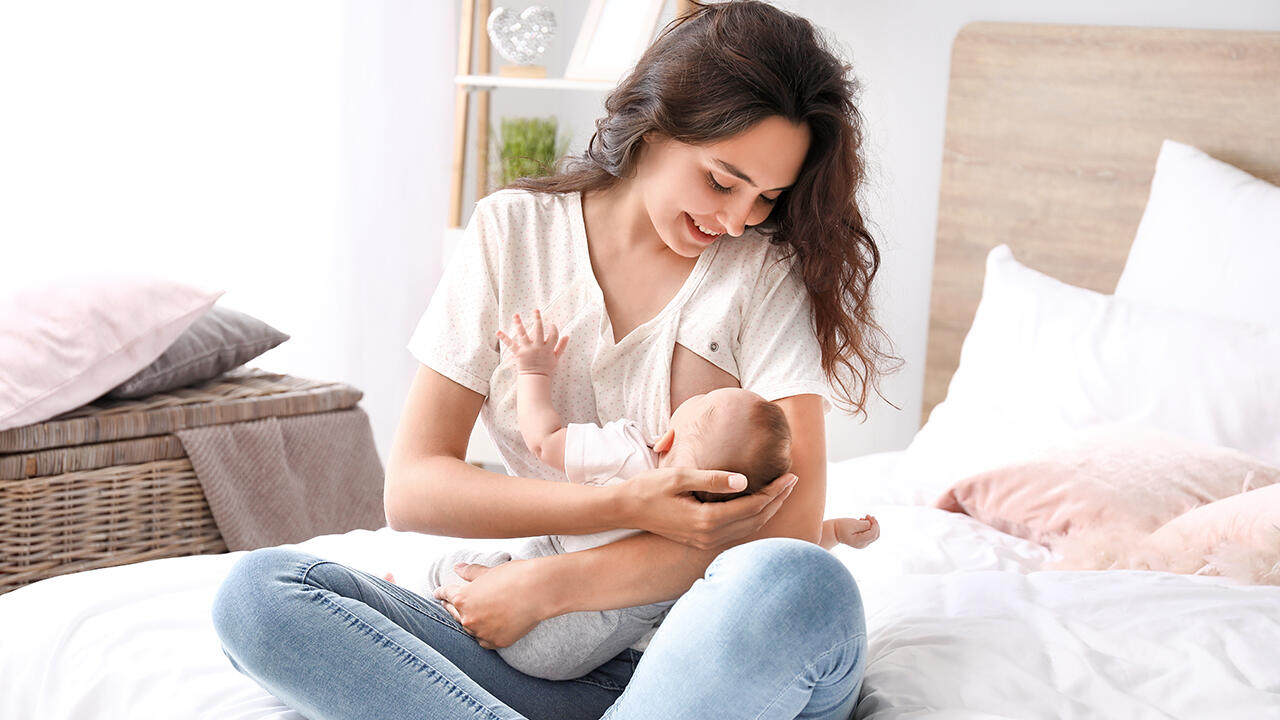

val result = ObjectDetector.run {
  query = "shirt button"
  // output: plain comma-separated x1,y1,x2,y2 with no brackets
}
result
709,341,719,352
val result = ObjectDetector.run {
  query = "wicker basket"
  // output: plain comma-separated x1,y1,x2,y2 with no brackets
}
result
0,368,364,595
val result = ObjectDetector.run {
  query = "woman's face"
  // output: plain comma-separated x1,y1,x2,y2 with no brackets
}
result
636,115,811,258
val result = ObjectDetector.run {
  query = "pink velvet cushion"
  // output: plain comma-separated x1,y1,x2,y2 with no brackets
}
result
1140,484,1280,584
0,275,222,432
935,424,1280,545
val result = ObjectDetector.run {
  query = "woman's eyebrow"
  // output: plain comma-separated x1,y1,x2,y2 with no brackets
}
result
712,158,792,192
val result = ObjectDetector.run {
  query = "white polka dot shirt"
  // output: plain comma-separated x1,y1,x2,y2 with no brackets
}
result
408,189,830,483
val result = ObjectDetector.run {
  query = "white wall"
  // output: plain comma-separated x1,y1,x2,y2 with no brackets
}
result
328,1,455,467
0,0,456,467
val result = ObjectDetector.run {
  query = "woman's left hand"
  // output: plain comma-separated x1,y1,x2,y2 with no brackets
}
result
433,558,552,650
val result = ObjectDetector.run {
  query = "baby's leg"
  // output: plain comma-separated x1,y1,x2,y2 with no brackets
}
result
425,536,557,594
425,548,515,594
498,601,674,681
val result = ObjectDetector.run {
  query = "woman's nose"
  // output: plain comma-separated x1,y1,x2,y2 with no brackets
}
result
716,197,755,237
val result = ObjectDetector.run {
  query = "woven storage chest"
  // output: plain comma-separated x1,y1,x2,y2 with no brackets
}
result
0,368,365,595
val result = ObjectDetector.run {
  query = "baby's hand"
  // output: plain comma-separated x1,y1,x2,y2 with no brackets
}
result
496,309,568,375
820,515,880,550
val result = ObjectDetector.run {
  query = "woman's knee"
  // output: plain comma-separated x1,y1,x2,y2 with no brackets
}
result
712,537,852,588
211,547,321,658
705,537,864,636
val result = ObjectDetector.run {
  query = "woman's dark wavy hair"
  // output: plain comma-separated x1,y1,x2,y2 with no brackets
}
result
508,0,900,416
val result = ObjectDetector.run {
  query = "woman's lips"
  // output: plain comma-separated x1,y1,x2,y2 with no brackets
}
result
685,213,721,244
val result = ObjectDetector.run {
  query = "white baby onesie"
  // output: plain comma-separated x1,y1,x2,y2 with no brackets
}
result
555,419,657,553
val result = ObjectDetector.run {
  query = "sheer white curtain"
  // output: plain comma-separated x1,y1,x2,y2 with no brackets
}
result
0,0,455,462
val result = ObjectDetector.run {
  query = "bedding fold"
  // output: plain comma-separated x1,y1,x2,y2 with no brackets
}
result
175,408,386,551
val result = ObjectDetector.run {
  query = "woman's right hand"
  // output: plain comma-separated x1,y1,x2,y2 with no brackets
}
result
613,468,799,550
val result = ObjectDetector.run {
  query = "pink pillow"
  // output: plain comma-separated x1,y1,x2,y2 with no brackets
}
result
1141,484,1280,584
935,424,1280,545
0,275,222,431
1050,482,1280,585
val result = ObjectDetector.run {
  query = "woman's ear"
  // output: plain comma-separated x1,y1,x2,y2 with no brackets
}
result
642,130,669,145
653,428,675,453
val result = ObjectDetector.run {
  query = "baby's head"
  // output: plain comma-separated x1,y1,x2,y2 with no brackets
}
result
654,387,792,502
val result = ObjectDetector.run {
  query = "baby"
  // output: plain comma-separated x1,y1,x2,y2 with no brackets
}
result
410,310,877,681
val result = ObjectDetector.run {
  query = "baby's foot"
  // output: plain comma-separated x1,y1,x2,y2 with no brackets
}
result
821,515,880,550
383,572,397,584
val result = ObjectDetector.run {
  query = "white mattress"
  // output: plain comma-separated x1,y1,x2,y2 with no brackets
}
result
2,451,1277,719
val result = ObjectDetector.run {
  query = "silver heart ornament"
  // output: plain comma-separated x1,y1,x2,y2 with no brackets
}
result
487,6,557,66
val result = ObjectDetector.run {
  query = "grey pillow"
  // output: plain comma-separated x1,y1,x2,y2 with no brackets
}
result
108,305,289,399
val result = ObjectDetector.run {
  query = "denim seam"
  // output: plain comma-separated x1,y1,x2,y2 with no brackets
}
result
308,582,511,720
300,560,479,644
566,671,626,692
292,556,324,585
751,632,867,720
369,571,452,617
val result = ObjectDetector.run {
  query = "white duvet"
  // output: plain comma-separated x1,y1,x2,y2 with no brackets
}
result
2,452,1277,719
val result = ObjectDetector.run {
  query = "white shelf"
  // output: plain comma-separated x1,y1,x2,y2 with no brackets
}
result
455,74,615,92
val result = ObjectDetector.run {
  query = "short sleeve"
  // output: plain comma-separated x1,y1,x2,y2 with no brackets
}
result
565,420,652,486
407,209,500,396
736,255,833,412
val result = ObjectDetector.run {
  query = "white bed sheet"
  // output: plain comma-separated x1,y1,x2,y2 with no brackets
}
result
1,451,1277,719
856,570,1280,720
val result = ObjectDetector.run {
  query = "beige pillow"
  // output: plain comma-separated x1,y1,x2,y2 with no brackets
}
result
935,424,1280,545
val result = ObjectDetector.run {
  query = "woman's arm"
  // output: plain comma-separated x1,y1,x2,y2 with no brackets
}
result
542,393,826,613
384,365,618,538
384,365,785,541
436,394,824,647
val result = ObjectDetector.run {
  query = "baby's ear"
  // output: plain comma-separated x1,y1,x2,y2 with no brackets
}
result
653,428,675,454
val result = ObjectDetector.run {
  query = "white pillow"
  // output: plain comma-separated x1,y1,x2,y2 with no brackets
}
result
895,245,1280,503
0,276,222,432
1116,140,1280,328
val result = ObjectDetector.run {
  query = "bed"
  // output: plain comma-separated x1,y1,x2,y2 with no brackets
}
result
3,22,1279,719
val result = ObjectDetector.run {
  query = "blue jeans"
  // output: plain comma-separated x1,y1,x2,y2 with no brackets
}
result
212,537,866,720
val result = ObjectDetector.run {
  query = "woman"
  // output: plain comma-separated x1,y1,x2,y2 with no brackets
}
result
212,2,896,718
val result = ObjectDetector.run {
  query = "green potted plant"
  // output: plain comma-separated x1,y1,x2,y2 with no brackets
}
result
492,116,569,187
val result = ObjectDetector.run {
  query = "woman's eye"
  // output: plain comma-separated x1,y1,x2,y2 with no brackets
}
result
706,173,732,194
708,171,780,205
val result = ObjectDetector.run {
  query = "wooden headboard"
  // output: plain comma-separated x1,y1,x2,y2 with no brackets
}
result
923,22,1280,424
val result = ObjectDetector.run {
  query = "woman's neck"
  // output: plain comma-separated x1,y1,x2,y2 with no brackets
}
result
582,180,662,255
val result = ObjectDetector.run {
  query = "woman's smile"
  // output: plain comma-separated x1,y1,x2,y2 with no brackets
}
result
684,212,722,245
